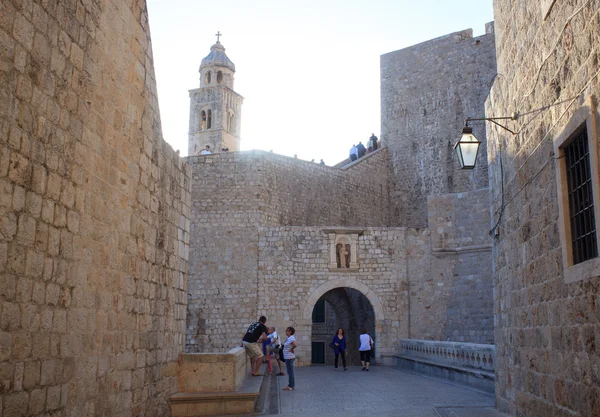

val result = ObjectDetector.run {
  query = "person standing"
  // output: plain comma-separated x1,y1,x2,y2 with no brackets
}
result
356,142,366,158
349,145,358,161
262,336,269,364
200,145,212,155
331,328,347,371
282,327,297,391
266,327,284,376
358,327,373,371
241,316,268,376
370,133,378,151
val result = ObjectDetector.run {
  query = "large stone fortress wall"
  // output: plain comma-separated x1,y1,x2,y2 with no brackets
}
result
186,150,493,359
381,27,497,227
188,149,392,228
185,151,392,352
0,1,190,416
488,1,600,416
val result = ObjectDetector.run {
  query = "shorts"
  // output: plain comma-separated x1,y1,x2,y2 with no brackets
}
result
267,344,280,353
360,350,371,363
242,341,263,358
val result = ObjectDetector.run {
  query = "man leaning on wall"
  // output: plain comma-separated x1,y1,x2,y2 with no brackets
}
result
241,316,268,376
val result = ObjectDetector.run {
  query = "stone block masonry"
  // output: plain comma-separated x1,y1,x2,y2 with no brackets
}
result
0,1,190,416
186,147,493,360
488,1,600,416
185,150,393,353
381,26,497,228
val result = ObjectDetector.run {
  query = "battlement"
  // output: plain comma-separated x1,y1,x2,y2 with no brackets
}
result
381,22,494,60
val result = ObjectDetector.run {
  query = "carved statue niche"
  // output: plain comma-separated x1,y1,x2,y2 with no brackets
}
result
327,231,361,270
336,243,351,268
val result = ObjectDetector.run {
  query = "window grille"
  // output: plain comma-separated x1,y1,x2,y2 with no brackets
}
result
565,128,598,264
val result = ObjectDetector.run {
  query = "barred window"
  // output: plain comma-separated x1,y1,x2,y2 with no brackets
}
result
565,128,598,264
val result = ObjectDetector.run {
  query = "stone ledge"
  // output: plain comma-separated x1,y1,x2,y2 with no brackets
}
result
432,244,492,254
177,348,247,392
327,268,360,273
171,391,258,403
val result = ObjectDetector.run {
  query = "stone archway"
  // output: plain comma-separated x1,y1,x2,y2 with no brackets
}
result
303,278,385,322
302,278,385,366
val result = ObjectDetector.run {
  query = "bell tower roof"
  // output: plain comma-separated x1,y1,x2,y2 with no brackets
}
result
200,33,235,72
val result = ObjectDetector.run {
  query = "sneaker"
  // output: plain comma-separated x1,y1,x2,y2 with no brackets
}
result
366,368,370,371
362,367,366,371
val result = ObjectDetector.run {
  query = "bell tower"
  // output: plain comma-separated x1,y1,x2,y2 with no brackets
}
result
188,32,243,155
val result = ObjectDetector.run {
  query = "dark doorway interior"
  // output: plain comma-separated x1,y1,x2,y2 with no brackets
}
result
311,341,326,364
310,288,375,367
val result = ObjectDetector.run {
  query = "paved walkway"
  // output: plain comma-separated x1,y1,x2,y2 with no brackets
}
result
268,366,507,417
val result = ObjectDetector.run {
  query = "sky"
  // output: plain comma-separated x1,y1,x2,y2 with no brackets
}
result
146,0,494,165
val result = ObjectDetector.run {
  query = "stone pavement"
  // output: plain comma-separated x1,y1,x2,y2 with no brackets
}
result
267,366,507,417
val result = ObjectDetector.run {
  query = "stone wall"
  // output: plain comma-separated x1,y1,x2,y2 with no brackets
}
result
381,26,497,228
185,149,393,353
406,189,493,344
187,151,494,358
258,148,392,227
185,152,261,352
256,226,411,365
0,1,190,416
431,189,493,344
488,1,600,416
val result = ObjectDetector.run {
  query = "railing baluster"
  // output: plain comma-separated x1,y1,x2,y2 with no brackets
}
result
398,339,495,372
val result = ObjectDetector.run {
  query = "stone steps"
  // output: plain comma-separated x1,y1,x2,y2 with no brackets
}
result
170,372,264,417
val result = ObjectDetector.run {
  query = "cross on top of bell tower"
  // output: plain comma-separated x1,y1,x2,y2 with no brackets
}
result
215,31,222,43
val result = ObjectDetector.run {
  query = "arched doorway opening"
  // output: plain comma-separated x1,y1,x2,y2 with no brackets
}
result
310,287,375,367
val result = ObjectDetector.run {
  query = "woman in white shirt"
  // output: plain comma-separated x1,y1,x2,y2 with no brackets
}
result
266,327,284,375
282,327,297,391
358,328,374,371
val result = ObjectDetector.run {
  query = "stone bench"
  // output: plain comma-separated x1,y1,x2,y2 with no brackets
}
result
170,348,265,417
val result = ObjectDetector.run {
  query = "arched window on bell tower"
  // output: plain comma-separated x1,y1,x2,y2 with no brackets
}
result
205,71,211,84
200,110,207,130
227,111,235,134
207,109,212,129
217,71,223,84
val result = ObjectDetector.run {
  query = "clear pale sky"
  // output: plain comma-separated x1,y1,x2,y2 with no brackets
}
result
146,0,494,165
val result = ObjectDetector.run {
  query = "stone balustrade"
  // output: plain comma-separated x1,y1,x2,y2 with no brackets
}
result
399,339,495,372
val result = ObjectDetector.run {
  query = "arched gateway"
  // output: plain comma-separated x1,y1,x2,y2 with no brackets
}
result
300,278,385,366
302,278,385,322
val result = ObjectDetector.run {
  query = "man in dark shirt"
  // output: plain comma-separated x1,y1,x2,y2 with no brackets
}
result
242,316,268,376
356,142,366,158
370,133,378,151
